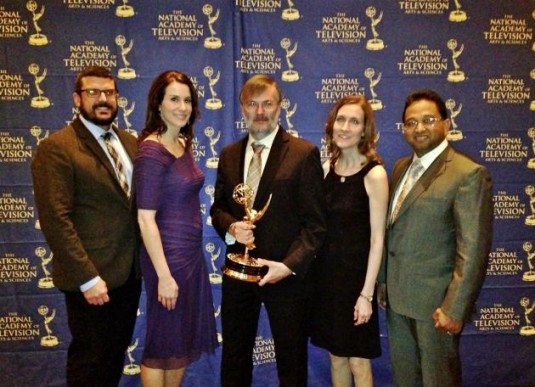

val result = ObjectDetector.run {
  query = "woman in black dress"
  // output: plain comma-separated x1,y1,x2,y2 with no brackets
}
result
310,95,388,386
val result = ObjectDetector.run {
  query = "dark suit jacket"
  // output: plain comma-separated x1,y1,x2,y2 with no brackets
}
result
210,128,327,281
385,145,493,322
31,118,139,292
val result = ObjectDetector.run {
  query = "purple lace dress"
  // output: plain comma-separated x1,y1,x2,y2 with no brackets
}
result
134,140,218,369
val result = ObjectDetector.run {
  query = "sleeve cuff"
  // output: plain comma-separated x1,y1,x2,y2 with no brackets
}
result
80,276,100,292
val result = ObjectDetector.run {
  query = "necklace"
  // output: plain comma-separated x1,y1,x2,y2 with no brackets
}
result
336,158,366,183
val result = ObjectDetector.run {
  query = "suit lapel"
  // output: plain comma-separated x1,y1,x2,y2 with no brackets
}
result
391,157,411,193
114,126,136,162
73,119,130,201
389,157,411,213
114,127,138,205
253,129,288,208
396,146,452,219
73,119,115,174
234,137,248,187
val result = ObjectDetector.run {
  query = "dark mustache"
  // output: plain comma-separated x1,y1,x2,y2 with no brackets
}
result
93,102,113,109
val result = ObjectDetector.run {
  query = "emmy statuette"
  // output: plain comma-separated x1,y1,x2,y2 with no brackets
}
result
222,183,271,282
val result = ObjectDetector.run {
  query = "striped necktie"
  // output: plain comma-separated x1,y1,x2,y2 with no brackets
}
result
390,158,424,223
102,132,130,197
246,142,265,205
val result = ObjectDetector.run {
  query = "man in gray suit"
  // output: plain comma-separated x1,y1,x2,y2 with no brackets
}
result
381,89,493,387
31,66,141,387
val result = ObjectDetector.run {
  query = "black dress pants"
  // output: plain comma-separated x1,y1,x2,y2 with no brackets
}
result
221,277,308,387
64,275,141,387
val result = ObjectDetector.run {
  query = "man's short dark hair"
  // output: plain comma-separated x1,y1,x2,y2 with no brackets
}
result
74,66,116,92
402,88,448,121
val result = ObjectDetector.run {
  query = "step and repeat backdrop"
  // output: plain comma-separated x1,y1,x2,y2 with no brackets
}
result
0,1,534,386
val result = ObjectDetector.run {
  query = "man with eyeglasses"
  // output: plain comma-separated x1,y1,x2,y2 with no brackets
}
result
379,89,493,386
211,74,327,386
31,66,141,386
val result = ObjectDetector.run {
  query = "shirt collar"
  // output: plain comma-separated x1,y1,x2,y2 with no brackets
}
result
79,115,114,141
247,126,279,150
413,139,448,169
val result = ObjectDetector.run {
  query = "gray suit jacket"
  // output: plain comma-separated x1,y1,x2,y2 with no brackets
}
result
385,145,493,322
31,118,140,292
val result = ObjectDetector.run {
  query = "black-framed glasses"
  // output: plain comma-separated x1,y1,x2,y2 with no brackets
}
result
403,115,443,131
78,88,117,98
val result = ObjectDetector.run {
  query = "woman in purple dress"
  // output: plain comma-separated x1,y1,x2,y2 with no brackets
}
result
135,70,218,386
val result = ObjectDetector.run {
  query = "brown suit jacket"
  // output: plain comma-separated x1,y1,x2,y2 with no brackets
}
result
31,118,139,292
385,145,493,322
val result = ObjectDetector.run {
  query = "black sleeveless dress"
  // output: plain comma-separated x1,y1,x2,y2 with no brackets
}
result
309,161,381,358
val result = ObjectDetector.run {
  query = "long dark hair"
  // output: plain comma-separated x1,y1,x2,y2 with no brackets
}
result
139,70,200,149
324,94,382,165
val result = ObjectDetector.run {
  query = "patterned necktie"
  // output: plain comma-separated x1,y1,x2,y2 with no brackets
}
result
390,158,424,223
246,142,265,205
102,132,130,197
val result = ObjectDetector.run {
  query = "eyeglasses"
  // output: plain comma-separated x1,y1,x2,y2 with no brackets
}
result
403,115,443,131
79,89,117,98
244,100,278,112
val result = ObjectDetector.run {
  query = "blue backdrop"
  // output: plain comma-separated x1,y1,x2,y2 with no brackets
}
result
0,1,534,386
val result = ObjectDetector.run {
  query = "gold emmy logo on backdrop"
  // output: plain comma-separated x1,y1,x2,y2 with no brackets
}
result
28,64,50,108
115,35,136,80
118,96,138,137
366,7,384,51
26,1,48,46
38,305,59,347
447,39,466,82
446,98,463,141
35,247,54,289
205,185,215,225
527,128,535,169
205,126,221,168
522,242,535,282
123,339,140,375
203,4,222,49
204,66,223,110
519,297,535,336
281,37,299,82
525,185,535,226
365,68,383,111
222,184,272,282
449,0,467,22
30,125,49,145
281,0,300,21
281,98,299,137
206,242,223,284
116,0,135,18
